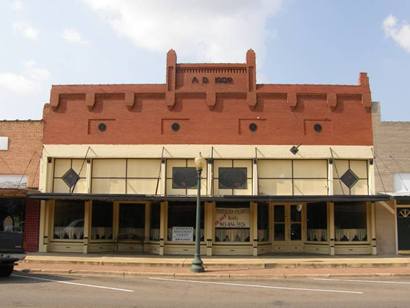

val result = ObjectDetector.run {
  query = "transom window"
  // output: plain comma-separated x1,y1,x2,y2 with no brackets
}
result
172,167,197,189
218,167,247,189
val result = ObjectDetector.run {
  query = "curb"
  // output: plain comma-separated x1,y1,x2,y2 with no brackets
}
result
16,268,410,280
21,260,410,269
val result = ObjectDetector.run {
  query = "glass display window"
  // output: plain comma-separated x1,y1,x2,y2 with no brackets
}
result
53,200,84,240
215,202,250,242
91,201,113,240
306,202,327,242
167,202,204,241
118,203,145,241
335,202,367,242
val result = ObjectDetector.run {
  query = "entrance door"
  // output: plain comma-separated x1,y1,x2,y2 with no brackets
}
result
397,207,410,251
117,203,146,252
273,204,303,251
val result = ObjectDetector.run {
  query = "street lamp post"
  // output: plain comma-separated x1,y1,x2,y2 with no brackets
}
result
191,154,206,273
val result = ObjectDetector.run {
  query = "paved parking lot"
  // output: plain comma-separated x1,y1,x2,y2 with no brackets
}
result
1,273,409,307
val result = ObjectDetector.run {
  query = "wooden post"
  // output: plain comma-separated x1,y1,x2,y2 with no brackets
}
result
112,202,119,252
205,202,214,256
302,203,307,242
251,202,258,256
45,158,54,193
368,160,375,195
252,159,258,195
159,201,168,255
370,202,377,255
86,159,92,193
207,159,213,196
83,200,91,254
44,200,53,252
160,160,166,195
268,202,273,243
327,202,335,256
145,203,151,241
38,200,47,252
328,159,334,195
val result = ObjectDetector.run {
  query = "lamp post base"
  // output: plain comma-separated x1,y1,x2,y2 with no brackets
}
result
191,257,205,273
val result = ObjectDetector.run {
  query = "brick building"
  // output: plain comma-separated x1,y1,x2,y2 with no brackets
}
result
0,120,43,252
29,50,390,256
372,102,410,254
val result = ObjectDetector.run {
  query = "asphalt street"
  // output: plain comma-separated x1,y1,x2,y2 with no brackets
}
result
0,272,409,307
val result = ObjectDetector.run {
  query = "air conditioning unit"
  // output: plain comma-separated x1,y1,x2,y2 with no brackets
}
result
0,136,9,150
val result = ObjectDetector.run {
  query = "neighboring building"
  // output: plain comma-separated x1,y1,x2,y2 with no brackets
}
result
31,50,388,256
0,120,43,252
373,102,410,254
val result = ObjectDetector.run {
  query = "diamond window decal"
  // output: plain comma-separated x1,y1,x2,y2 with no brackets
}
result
62,168,80,189
340,169,359,189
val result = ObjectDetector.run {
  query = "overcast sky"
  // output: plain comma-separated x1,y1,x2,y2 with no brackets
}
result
0,0,409,120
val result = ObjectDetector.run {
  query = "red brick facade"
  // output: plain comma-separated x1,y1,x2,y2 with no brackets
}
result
0,121,43,253
43,50,373,146
0,120,43,188
23,198,40,252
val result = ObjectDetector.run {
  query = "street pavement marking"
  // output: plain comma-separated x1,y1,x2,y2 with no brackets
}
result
12,274,134,293
149,277,363,294
313,277,410,285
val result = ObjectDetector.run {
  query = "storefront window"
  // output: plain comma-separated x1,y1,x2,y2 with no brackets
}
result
167,202,204,241
290,205,302,241
215,202,250,242
53,200,84,240
150,203,160,241
257,203,269,241
307,202,327,241
274,205,285,241
118,204,144,241
0,199,24,233
91,201,113,240
335,202,367,242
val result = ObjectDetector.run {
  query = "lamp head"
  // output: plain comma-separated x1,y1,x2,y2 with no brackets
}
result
194,153,206,171
290,146,299,155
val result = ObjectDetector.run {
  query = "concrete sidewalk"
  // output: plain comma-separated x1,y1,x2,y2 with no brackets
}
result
15,253,410,278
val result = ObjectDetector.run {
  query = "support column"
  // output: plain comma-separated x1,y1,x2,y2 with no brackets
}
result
112,202,119,252
366,202,377,255
44,200,53,252
207,159,213,196
86,159,92,193
160,159,166,195
38,200,47,252
45,157,54,193
205,201,214,256
368,159,375,195
159,201,168,255
327,202,335,256
301,204,307,242
83,200,91,254
252,159,258,195
370,202,377,255
145,203,151,241
251,201,258,256
328,159,334,195
268,203,273,243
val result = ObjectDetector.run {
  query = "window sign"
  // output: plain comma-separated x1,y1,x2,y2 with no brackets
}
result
219,167,247,189
172,226,194,241
215,207,250,228
172,167,197,189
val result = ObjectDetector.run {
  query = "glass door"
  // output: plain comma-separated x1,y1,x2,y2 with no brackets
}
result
118,203,145,241
274,205,285,241
273,204,303,243
290,205,302,241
